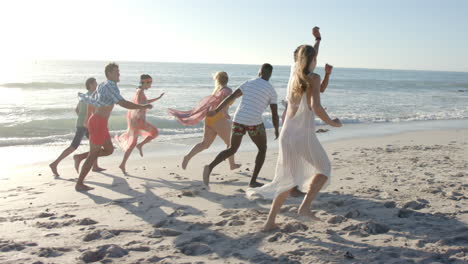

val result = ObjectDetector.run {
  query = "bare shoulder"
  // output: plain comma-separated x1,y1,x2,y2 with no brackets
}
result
306,73,321,86
308,73,321,81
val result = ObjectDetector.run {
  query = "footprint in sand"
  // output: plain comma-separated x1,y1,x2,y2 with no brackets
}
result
0,239,38,252
35,247,72,258
147,228,182,238
80,244,128,263
44,233,60,237
281,222,309,233
83,229,119,242
186,222,212,231
36,212,55,218
36,218,98,229
327,215,346,224
403,200,427,210
343,221,389,237
180,242,213,256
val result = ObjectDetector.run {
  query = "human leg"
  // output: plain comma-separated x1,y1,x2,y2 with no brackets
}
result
182,125,217,169
214,119,241,170
297,174,328,220
136,123,158,157
75,139,114,191
263,189,292,231
247,123,267,187
203,124,244,186
50,127,87,175
50,146,76,176
119,138,138,175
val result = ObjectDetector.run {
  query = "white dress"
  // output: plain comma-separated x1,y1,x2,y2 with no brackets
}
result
246,90,331,199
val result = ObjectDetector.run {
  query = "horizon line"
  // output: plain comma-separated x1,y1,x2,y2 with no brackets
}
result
27,58,468,74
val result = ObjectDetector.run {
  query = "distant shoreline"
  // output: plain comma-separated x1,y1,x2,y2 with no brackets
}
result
11,59,468,73
1,119,467,173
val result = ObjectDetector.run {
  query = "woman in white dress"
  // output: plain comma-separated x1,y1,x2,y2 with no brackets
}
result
246,44,342,231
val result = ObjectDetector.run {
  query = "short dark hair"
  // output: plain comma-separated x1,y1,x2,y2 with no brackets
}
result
140,74,152,80
260,63,273,75
105,62,119,78
85,77,96,90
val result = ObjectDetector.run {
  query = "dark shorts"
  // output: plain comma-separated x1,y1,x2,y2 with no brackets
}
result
232,122,266,137
70,127,89,149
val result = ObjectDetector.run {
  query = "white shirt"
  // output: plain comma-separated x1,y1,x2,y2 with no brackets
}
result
233,78,278,126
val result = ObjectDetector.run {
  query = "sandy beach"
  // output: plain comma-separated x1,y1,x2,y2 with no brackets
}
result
1,129,467,264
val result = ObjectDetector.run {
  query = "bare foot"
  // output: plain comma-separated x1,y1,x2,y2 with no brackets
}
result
73,155,82,173
92,167,106,172
119,164,128,175
262,222,280,232
297,209,321,221
182,156,189,170
203,165,212,186
136,144,144,157
49,163,59,176
249,182,264,188
230,163,241,170
75,183,94,191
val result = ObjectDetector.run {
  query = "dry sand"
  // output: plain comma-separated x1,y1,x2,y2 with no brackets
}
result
0,129,467,264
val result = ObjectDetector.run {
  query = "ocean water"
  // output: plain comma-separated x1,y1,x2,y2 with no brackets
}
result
1,60,467,149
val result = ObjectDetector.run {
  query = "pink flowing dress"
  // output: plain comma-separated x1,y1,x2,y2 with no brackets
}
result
115,89,158,151
168,87,232,126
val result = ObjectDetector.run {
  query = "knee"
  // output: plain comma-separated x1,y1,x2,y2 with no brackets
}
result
104,146,114,156
317,173,328,181
222,147,237,157
228,144,240,154
310,174,328,187
200,140,212,150
258,145,267,155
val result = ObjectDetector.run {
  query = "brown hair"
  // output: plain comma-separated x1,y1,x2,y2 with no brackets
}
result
104,62,119,78
85,77,96,90
139,74,152,88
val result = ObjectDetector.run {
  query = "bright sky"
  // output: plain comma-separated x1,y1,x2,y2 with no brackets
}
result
1,0,467,72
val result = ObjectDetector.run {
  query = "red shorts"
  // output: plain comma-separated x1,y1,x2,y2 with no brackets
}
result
87,114,110,145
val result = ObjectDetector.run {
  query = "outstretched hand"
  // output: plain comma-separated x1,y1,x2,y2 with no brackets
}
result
312,26,321,39
332,118,342,127
145,104,153,110
325,64,333,74
157,92,165,99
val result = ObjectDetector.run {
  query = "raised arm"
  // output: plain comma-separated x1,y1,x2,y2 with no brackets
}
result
148,93,165,103
309,74,341,127
312,26,321,57
270,104,280,139
208,88,242,116
320,64,333,93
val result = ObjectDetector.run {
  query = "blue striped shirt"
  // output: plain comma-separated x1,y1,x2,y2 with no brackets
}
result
78,80,124,107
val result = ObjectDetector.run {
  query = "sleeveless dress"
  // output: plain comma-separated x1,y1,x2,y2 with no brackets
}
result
115,89,158,151
246,93,331,199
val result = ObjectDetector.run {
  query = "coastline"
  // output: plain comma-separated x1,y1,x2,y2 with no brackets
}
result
1,118,467,174
1,127,467,263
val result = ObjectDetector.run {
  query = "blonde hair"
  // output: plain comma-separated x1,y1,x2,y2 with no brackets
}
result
290,45,316,100
212,71,229,94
